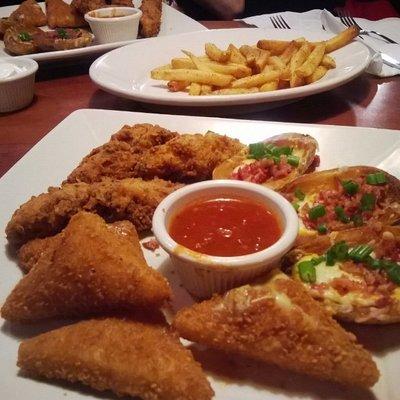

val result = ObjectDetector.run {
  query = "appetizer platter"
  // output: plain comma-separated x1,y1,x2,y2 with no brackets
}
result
0,0,206,61
89,27,370,107
1,109,400,400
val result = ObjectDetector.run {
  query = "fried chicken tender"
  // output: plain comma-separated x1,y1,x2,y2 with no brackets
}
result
173,272,379,388
6,177,181,247
134,132,245,183
66,124,178,184
9,0,47,27
18,220,136,273
70,0,107,15
139,0,162,38
45,0,86,28
2,212,171,322
18,317,214,400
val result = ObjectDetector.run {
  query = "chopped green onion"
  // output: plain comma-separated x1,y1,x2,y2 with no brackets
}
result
385,264,400,284
326,241,349,265
311,256,325,266
57,28,68,39
294,188,305,201
272,155,280,164
248,142,266,159
272,146,292,156
360,193,376,211
287,154,300,167
298,261,316,283
366,256,381,270
335,206,350,223
351,213,364,227
18,31,32,42
317,224,328,234
366,172,387,186
348,245,373,262
308,204,326,220
341,180,359,195
292,202,300,211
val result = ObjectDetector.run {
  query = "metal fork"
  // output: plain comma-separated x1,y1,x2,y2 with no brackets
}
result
336,9,398,44
269,15,290,29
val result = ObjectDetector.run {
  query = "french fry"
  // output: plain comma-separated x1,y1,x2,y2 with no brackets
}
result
252,49,270,73
231,70,281,88
290,42,312,73
280,65,291,81
321,54,336,69
305,65,328,84
262,64,276,73
290,73,305,88
257,39,291,55
171,57,195,69
260,80,279,92
211,87,259,95
268,55,286,71
204,61,252,78
279,41,298,65
151,68,234,87
227,44,247,65
182,50,213,72
189,82,201,95
167,80,189,92
200,84,213,95
296,43,326,77
278,79,290,89
324,26,359,53
205,43,230,63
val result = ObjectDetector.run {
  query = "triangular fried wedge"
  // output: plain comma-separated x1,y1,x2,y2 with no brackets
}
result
10,0,47,27
2,212,171,322
173,272,379,388
18,316,214,400
45,0,86,28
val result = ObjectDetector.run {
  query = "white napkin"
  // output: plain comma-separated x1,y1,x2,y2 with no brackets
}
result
241,9,400,77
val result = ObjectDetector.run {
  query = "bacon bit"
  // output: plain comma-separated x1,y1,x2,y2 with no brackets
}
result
306,155,320,173
142,238,159,251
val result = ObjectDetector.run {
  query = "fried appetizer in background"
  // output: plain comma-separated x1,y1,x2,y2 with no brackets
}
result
213,133,318,190
139,0,162,38
9,0,47,27
70,0,107,15
45,0,86,28
18,220,137,273
281,166,400,241
3,24,40,55
286,225,400,324
2,212,171,322
33,28,93,51
134,132,245,183
18,317,214,400
174,272,379,388
6,177,181,247
67,124,178,184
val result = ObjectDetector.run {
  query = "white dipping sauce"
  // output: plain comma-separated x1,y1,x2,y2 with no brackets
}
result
0,62,27,80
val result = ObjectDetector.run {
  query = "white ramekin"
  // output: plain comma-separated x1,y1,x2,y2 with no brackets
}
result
85,7,142,45
152,180,299,298
0,58,38,113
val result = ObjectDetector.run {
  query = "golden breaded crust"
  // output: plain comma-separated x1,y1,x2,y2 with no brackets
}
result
2,212,171,322
66,124,178,184
134,132,245,183
6,177,182,247
139,0,162,38
18,317,214,400
10,0,47,27
174,273,379,388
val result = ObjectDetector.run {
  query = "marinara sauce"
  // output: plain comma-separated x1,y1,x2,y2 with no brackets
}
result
169,196,281,257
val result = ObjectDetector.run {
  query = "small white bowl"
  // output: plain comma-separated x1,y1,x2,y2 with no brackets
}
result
153,180,298,298
0,58,38,113
85,7,142,45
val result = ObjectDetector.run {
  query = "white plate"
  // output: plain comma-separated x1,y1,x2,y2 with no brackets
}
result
1,109,400,400
0,1,206,62
89,28,370,107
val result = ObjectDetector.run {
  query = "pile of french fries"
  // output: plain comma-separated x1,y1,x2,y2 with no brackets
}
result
150,26,359,96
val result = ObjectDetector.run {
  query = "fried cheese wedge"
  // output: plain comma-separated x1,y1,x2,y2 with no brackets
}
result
174,272,379,388
45,0,86,28
18,317,214,400
281,166,400,244
212,133,318,190
6,177,182,247
2,212,171,322
18,220,137,273
9,0,47,27
287,225,400,324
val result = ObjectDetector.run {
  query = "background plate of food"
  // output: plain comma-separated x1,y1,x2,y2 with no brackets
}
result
1,109,399,400
89,27,370,108
0,0,206,61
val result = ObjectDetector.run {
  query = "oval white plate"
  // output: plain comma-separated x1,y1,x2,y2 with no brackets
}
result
89,28,370,107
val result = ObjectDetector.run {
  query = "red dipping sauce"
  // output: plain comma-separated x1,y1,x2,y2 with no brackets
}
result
169,195,281,257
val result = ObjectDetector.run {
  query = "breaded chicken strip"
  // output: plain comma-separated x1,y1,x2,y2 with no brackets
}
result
10,0,47,27
67,124,178,184
18,220,136,273
2,212,171,322
140,0,162,38
18,317,214,400
173,272,379,388
6,177,182,247
134,132,245,183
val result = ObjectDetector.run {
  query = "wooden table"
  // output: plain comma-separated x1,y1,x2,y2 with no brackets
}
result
1,20,400,178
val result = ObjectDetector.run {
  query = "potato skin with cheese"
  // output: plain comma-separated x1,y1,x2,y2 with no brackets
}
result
212,133,318,190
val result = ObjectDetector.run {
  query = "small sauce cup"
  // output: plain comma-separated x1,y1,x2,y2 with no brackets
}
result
84,7,142,45
152,180,299,298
